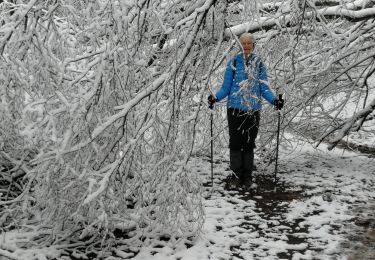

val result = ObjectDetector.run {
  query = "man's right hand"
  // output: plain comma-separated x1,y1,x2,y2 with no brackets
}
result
208,94,217,107
273,98,284,110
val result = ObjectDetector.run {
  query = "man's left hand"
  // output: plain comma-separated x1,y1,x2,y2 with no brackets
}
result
274,98,284,110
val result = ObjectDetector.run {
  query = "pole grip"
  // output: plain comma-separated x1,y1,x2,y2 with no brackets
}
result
275,94,283,111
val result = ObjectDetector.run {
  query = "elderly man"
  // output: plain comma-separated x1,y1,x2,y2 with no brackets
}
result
208,32,284,186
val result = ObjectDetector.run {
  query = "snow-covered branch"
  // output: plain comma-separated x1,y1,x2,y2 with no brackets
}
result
2,0,375,256
225,1,375,36
327,97,375,150
0,0,38,54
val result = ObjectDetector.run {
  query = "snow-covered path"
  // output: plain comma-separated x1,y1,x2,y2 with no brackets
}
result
1,145,375,260
133,145,375,260
190,146,375,260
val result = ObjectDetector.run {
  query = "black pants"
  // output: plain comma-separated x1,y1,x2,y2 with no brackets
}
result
227,108,260,151
227,108,260,176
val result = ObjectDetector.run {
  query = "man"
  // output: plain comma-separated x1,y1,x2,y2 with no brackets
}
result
208,32,284,185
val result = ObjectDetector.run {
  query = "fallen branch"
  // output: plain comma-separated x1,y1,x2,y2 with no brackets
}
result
327,97,375,150
225,3,375,36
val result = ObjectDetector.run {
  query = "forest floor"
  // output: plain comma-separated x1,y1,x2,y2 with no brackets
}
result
1,142,375,260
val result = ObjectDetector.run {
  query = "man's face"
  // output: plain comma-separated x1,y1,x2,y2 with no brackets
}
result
240,37,254,56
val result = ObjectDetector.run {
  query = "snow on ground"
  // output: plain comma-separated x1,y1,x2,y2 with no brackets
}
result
131,143,375,260
1,142,375,260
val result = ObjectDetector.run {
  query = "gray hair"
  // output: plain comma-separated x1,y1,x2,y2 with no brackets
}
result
239,33,255,43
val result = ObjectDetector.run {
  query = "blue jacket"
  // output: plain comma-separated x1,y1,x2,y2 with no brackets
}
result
215,53,276,111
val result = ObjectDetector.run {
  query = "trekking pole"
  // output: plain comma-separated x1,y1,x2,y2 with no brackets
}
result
209,102,214,187
274,94,282,184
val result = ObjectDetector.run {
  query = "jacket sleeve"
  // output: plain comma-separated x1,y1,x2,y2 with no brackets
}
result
215,59,234,102
259,62,276,105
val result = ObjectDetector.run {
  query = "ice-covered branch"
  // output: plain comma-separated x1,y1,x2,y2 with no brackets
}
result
0,249,24,260
289,51,375,123
0,151,31,179
3,0,375,255
320,5,375,21
63,0,215,155
225,2,375,36
0,0,38,54
327,97,375,150
82,161,118,205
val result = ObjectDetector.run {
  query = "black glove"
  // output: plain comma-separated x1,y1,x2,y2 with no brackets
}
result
273,97,284,110
207,94,217,108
